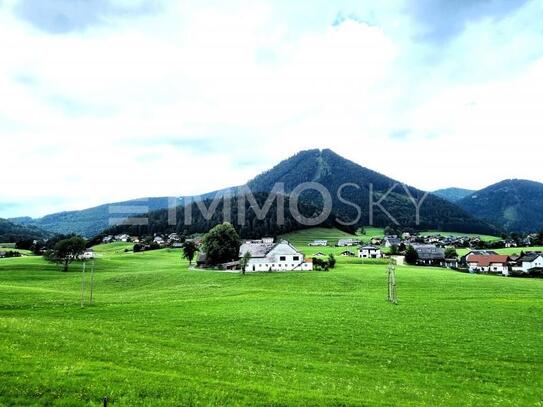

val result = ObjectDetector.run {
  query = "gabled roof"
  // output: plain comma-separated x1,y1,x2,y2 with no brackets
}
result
468,255,509,267
360,245,380,250
239,241,276,258
412,245,445,260
239,240,300,258
517,252,543,263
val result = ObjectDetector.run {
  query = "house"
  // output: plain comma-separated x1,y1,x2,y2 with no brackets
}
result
384,236,401,248
412,245,445,266
425,236,441,244
79,249,95,260
308,240,328,247
443,258,459,269
102,235,113,244
358,245,382,259
505,240,517,248
512,252,543,274
461,250,498,264
0,251,6,258
336,239,360,247
370,237,383,246
115,234,130,242
467,255,509,275
340,250,355,257
153,236,165,245
239,239,313,272
313,252,326,257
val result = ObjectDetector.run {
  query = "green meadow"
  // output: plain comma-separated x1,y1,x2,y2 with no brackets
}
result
0,241,542,406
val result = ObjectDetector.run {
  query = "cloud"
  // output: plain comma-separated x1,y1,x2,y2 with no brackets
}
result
13,0,160,34
406,0,530,43
0,0,542,217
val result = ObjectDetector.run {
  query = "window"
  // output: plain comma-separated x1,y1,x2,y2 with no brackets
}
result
280,256,286,261
293,256,299,261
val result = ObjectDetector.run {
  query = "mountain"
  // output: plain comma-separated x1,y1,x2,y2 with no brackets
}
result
433,187,475,203
12,149,499,238
109,149,497,237
0,218,52,243
10,197,183,238
246,149,496,234
457,179,543,233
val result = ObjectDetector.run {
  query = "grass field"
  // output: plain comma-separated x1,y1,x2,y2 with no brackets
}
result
1,240,542,406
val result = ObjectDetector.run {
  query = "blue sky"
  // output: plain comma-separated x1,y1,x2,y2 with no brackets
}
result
1,0,543,218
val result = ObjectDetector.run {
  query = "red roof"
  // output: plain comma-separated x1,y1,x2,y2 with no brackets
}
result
468,255,509,267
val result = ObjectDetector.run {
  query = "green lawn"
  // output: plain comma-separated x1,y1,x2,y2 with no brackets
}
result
1,243,542,406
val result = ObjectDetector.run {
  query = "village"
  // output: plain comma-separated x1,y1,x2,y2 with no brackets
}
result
90,229,543,277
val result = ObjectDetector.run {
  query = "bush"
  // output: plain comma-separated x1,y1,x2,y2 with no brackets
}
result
0,251,22,258
405,245,419,265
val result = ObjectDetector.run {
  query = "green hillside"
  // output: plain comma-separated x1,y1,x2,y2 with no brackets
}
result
0,246,542,405
457,179,543,233
0,218,51,243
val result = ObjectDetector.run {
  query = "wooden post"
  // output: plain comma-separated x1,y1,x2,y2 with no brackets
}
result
387,259,398,305
103,396,108,407
81,261,86,308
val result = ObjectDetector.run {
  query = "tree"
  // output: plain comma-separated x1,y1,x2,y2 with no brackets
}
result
202,223,240,266
45,236,86,272
389,244,399,255
328,253,336,269
444,247,458,259
182,240,198,266
404,245,419,265
240,251,251,275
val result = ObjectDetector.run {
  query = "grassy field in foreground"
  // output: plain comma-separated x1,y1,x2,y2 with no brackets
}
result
1,245,542,406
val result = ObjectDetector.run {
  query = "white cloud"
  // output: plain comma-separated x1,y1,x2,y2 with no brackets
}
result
0,0,542,217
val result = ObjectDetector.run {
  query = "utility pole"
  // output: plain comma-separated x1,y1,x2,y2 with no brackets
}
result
387,258,398,305
81,261,86,308
89,260,95,305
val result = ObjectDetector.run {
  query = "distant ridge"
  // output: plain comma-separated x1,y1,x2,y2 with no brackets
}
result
457,179,543,233
0,218,51,243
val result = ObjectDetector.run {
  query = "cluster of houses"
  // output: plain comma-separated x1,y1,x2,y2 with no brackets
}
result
102,233,193,249
306,234,542,277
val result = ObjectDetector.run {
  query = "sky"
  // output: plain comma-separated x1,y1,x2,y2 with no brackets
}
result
1,0,543,218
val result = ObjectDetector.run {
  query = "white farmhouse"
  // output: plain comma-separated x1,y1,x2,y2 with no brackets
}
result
512,252,543,274
239,239,313,272
358,245,382,259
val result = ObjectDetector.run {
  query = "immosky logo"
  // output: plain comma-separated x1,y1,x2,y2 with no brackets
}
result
108,182,430,228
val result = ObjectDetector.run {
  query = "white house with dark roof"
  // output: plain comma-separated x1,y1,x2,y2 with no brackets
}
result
239,239,312,272
512,252,543,273
358,245,382,259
